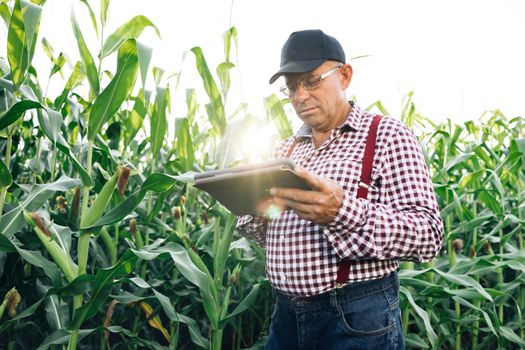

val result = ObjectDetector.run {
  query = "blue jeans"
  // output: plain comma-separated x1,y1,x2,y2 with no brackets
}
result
266,272,405,350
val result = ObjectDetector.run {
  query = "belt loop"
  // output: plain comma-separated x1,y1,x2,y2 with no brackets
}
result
328,289,338,308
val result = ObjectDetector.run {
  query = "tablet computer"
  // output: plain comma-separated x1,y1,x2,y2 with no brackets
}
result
194,159,311,215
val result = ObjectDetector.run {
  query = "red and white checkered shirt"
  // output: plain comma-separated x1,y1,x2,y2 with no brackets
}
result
237,102,443,297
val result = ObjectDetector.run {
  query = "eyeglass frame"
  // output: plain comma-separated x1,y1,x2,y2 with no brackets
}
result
280,64,344,97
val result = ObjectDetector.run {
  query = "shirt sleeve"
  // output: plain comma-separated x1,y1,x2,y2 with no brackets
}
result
236,215,267,247
323,123,444,262
235,137,296,248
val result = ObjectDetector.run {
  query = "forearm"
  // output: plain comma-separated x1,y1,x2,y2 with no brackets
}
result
236,215,267,247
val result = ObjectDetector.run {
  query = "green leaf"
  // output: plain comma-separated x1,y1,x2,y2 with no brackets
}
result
191,47,226,135
434,269,493,301
100,15,160,58
100,0,109,27
88,38,139,141
37,107,61,143
71,10,99,96
0,292,46,334
78,0,99,37
123,91,147,144
37,280,70,331
150,86,169,157
222,283,259,324
157,243,219,328
137,42,152,90
499,326,525,347
41,37,54,61
69,250,138,329
54,61,84,109
479,190,502,216
216,62,234,97
0,99,42,131
49,52,66,78
7,0,42,88
452,296,497,336
399,286,437,349
175,118,195,172
0,3,10,27
0,175,82,238
264,94,293,139
0,158,11,188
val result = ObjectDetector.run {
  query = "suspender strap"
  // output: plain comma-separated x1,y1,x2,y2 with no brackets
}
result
285,139,298,158
336,115,382,286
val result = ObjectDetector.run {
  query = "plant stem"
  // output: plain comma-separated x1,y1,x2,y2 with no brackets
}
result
70,141,93,350
400,261,414,336
100,227,117,265
34,137,42,184
211,328,223,350
497,229,504,324
445,188,461,350
50,142,58,182
0,134,13,220
471,198,480,350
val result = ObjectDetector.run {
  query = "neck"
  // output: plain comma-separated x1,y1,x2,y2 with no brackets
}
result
311,101,351,147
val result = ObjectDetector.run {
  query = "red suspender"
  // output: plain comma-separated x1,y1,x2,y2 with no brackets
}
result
285,139,298,158
284,115,383,287
335,115,382,286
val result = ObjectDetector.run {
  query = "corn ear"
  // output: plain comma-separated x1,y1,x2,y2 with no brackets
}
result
24,211,78,282
0,287,21,320
80,168,120,229
137,301,171,342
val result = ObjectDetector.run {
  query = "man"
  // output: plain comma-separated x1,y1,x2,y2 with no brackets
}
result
237,29,443,350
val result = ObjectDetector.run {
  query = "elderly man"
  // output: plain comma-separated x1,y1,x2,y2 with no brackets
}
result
237,29,443,350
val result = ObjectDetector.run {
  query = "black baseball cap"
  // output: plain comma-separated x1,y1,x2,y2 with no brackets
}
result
269,29,346,84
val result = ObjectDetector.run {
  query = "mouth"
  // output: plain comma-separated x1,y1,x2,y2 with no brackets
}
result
298,106,317,116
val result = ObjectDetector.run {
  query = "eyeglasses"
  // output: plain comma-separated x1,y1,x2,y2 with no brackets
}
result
280,64,343,97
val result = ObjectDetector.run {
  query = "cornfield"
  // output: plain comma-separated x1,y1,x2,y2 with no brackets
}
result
0,1,524,349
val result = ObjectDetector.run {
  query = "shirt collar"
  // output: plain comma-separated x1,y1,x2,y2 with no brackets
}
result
294,101,361,139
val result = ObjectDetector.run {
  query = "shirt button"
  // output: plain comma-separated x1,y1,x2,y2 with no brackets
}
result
281,274,287,281
280,235,285,242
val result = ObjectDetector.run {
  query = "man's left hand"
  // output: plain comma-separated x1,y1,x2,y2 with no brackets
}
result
269,167,344,224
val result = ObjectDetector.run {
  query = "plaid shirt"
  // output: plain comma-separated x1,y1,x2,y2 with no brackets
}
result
237,102,443,297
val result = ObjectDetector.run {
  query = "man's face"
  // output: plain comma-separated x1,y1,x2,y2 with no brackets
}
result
284,61,351,132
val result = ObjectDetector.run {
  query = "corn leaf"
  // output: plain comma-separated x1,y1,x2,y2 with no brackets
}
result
78,0,99,37
7,0,42,88
100,15,160,58
264,94,293,139
137,42,152,90
399,286,437,349
0,158,11,188
0,99,42,131
0,176,82,238
88,38,139,141
150,86,169,157
71,10,99,96
191,47,226,135
69,250,137,329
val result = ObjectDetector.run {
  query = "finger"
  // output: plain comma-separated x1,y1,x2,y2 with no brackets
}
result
294,167,325,191
294,167,330,191
270,187,319,204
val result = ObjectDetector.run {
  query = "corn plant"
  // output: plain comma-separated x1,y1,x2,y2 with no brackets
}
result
1,1,524,350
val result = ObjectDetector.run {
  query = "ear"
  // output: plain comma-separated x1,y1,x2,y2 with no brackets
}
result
339,64,353,90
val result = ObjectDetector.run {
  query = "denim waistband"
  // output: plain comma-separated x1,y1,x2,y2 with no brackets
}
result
273,272,398,312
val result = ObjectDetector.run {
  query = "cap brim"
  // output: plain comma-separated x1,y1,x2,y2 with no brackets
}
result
268,58,327,84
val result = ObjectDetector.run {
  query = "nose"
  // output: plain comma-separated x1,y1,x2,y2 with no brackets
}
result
292,83,310,102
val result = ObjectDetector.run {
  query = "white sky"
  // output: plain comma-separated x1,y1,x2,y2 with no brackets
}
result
2,0,525,128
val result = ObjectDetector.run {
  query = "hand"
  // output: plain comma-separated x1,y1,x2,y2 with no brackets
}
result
269,167,344,224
